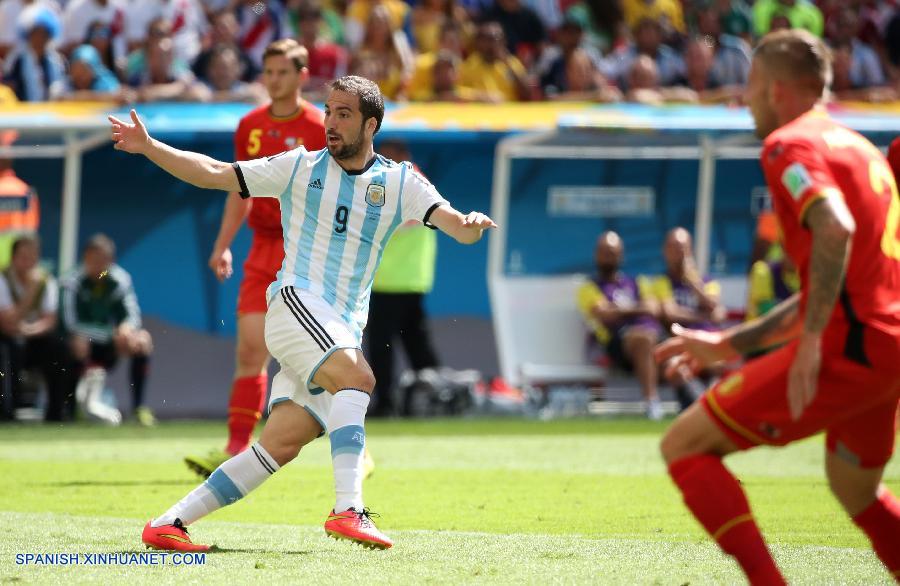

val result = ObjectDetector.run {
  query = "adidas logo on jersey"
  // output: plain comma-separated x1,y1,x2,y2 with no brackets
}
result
308,178,323,189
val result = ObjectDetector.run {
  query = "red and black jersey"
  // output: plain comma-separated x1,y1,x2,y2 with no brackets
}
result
760,109,900,371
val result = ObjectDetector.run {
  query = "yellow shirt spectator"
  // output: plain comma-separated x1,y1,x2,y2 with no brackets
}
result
346,0,410,46
458,53,527,102
408,53,438,101
576,275,654,345
0,85,17,105
622,0,686,34
745,260,800,321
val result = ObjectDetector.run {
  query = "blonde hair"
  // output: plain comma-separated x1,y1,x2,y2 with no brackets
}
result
754,29,832,96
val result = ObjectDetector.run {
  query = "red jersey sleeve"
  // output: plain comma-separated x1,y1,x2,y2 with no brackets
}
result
761,137,843,226
234,117,250,161
887,136,900,181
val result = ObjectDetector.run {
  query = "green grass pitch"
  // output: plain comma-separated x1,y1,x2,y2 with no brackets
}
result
0,418,897,584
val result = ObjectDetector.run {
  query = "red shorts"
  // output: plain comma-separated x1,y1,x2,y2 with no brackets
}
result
237,233,284,315
701,340,900,468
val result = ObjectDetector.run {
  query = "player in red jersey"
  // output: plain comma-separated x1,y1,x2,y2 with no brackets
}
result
183,39,330,477
656,30,900,584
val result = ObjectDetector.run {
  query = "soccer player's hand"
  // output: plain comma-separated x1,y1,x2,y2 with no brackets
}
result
654,324,737,377
209,246,234,282
462,211,497,230
787,333,821,420
108,109,151,154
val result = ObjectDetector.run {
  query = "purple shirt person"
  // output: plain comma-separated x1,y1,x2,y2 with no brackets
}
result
577,231,666,419
652,227,726,333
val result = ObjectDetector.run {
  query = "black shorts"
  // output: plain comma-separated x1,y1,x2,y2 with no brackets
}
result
89,341,118,369
606,328,633,372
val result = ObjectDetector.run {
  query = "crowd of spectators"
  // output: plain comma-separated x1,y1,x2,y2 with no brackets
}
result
2,0,900,105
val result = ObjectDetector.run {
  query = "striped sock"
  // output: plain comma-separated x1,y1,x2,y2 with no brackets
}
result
328,389,370,513
152,443,279,527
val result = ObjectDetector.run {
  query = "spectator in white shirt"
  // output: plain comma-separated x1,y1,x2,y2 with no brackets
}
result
0,233,71,421
125,0,207,64
60,0,126,58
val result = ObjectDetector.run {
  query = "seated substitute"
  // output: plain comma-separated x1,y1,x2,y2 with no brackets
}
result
0,233,69,421
577,231,665,419
650,227,726,407
59,234,154,426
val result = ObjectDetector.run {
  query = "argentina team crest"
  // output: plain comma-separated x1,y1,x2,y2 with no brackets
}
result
366,183,386,207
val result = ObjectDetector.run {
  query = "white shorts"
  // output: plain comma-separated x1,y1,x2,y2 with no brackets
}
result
264,286,361,433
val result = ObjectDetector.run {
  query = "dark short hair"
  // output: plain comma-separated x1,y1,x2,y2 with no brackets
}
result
754,29,832,96
330,75,385,133
84,233,116,257
263,38,308,71
11,232,40,257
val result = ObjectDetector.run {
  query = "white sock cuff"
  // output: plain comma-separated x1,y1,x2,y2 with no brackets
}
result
334,388,371,409
250,443,281,473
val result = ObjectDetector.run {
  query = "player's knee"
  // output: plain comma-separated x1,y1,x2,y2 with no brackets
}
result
138,330,153,355
828,478,879,516
343,368,376,393
633,327,658,346
659,426,686,464
659,405,732,464
236,340,267,372
263,438,302,467
826,461,881,515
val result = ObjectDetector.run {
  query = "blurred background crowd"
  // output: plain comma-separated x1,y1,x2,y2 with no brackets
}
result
2,0,900,106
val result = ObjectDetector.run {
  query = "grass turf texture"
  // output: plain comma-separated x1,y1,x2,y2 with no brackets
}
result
0,418,897,584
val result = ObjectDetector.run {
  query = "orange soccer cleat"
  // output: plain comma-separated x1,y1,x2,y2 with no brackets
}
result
142,519,210,552
324,508,393,550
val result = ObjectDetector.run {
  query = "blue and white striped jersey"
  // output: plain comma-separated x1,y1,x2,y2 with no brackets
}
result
234,147,447,335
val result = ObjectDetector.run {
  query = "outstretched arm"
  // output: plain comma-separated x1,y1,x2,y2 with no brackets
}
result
427,205,497,244
109,109,240,192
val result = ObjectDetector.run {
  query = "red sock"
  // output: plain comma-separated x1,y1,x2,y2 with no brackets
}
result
226,374,267,456
669,454,785,586
853,490,900,578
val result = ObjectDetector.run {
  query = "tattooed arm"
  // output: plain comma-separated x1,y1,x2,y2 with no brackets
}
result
733,190,854,355
786,194,855,419
802,197,855,335
728,294,802,355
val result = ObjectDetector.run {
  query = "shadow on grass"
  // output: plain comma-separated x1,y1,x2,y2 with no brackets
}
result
99,547,315,555
208,545,314,555
48,480,195,488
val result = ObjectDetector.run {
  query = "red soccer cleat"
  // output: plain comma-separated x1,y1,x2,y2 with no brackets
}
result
142,519,210,552
324,508,393,550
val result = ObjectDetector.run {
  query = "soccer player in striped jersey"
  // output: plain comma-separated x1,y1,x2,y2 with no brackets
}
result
182,38,335,478
110,75,496,551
